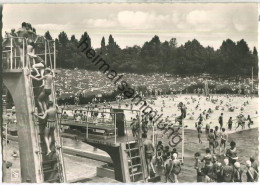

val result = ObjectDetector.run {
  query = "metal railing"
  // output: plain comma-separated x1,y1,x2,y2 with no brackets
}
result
2,36,56,70
60,108,141,145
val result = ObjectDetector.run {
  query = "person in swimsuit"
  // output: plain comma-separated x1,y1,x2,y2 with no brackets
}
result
143,133,155,178
30,68,53,113
27,27,38,55
164,152,172,182
201,148,213,182
34,101,59,155
218,113,223,129
207,129,215,154
228,117,233,130
226,141,238,166
28,53,45,78
16,22,29,66
197,123,203,144
170,153,181,182
220,128,228,155
194,152,205,182
130,118,138,137
247,115,254,128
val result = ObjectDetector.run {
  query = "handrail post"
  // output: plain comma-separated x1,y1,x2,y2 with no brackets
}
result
44,40,47,66
86,111,88,139
114,113,116,145
54,40,56,70
10,37,13,69
182,121,184,163
22,39,25,68
14,46,17,69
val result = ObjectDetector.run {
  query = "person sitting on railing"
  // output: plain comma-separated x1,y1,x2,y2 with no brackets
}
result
34,101,60,155
29,68,53,113
28,53,45,78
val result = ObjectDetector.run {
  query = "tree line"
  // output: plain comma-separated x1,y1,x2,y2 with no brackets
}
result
44,31,258,76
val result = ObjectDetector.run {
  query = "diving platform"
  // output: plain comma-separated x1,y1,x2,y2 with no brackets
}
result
59,110,149,183
2,35,65,183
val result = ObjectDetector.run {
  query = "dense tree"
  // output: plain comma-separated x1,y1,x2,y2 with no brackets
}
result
101,36,106,53
47,30,258,77
44,31,52,40
253,47,258,55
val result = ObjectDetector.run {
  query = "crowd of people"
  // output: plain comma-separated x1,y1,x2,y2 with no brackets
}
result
3,24,258,183
55,69,258,101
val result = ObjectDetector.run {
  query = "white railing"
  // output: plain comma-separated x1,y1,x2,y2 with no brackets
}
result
60,108,141,145
2,36,56,70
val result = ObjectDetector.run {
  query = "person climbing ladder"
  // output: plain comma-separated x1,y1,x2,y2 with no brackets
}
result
34,101,60,155
29,68,53,113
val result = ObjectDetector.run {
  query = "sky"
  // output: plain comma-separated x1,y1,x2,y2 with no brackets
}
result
2,3,259,50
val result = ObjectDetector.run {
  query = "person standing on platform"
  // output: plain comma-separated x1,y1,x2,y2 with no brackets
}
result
130,118,138,137
34,101,59,155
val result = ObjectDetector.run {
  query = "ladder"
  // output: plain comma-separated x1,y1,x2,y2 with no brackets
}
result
49,71,67,182
124,117,146,182
28,73,44,182
28,67,66,182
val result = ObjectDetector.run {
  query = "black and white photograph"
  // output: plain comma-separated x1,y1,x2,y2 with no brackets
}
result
0,1,259,183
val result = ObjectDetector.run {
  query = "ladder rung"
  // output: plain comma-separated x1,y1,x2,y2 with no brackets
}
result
130,172,143,176
43,166,52,171
42,159,58,165
127,141,137,144
125,148,139,151
43,169,58,173
129,156,140,159
130,164,141,168
45,177,60,183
